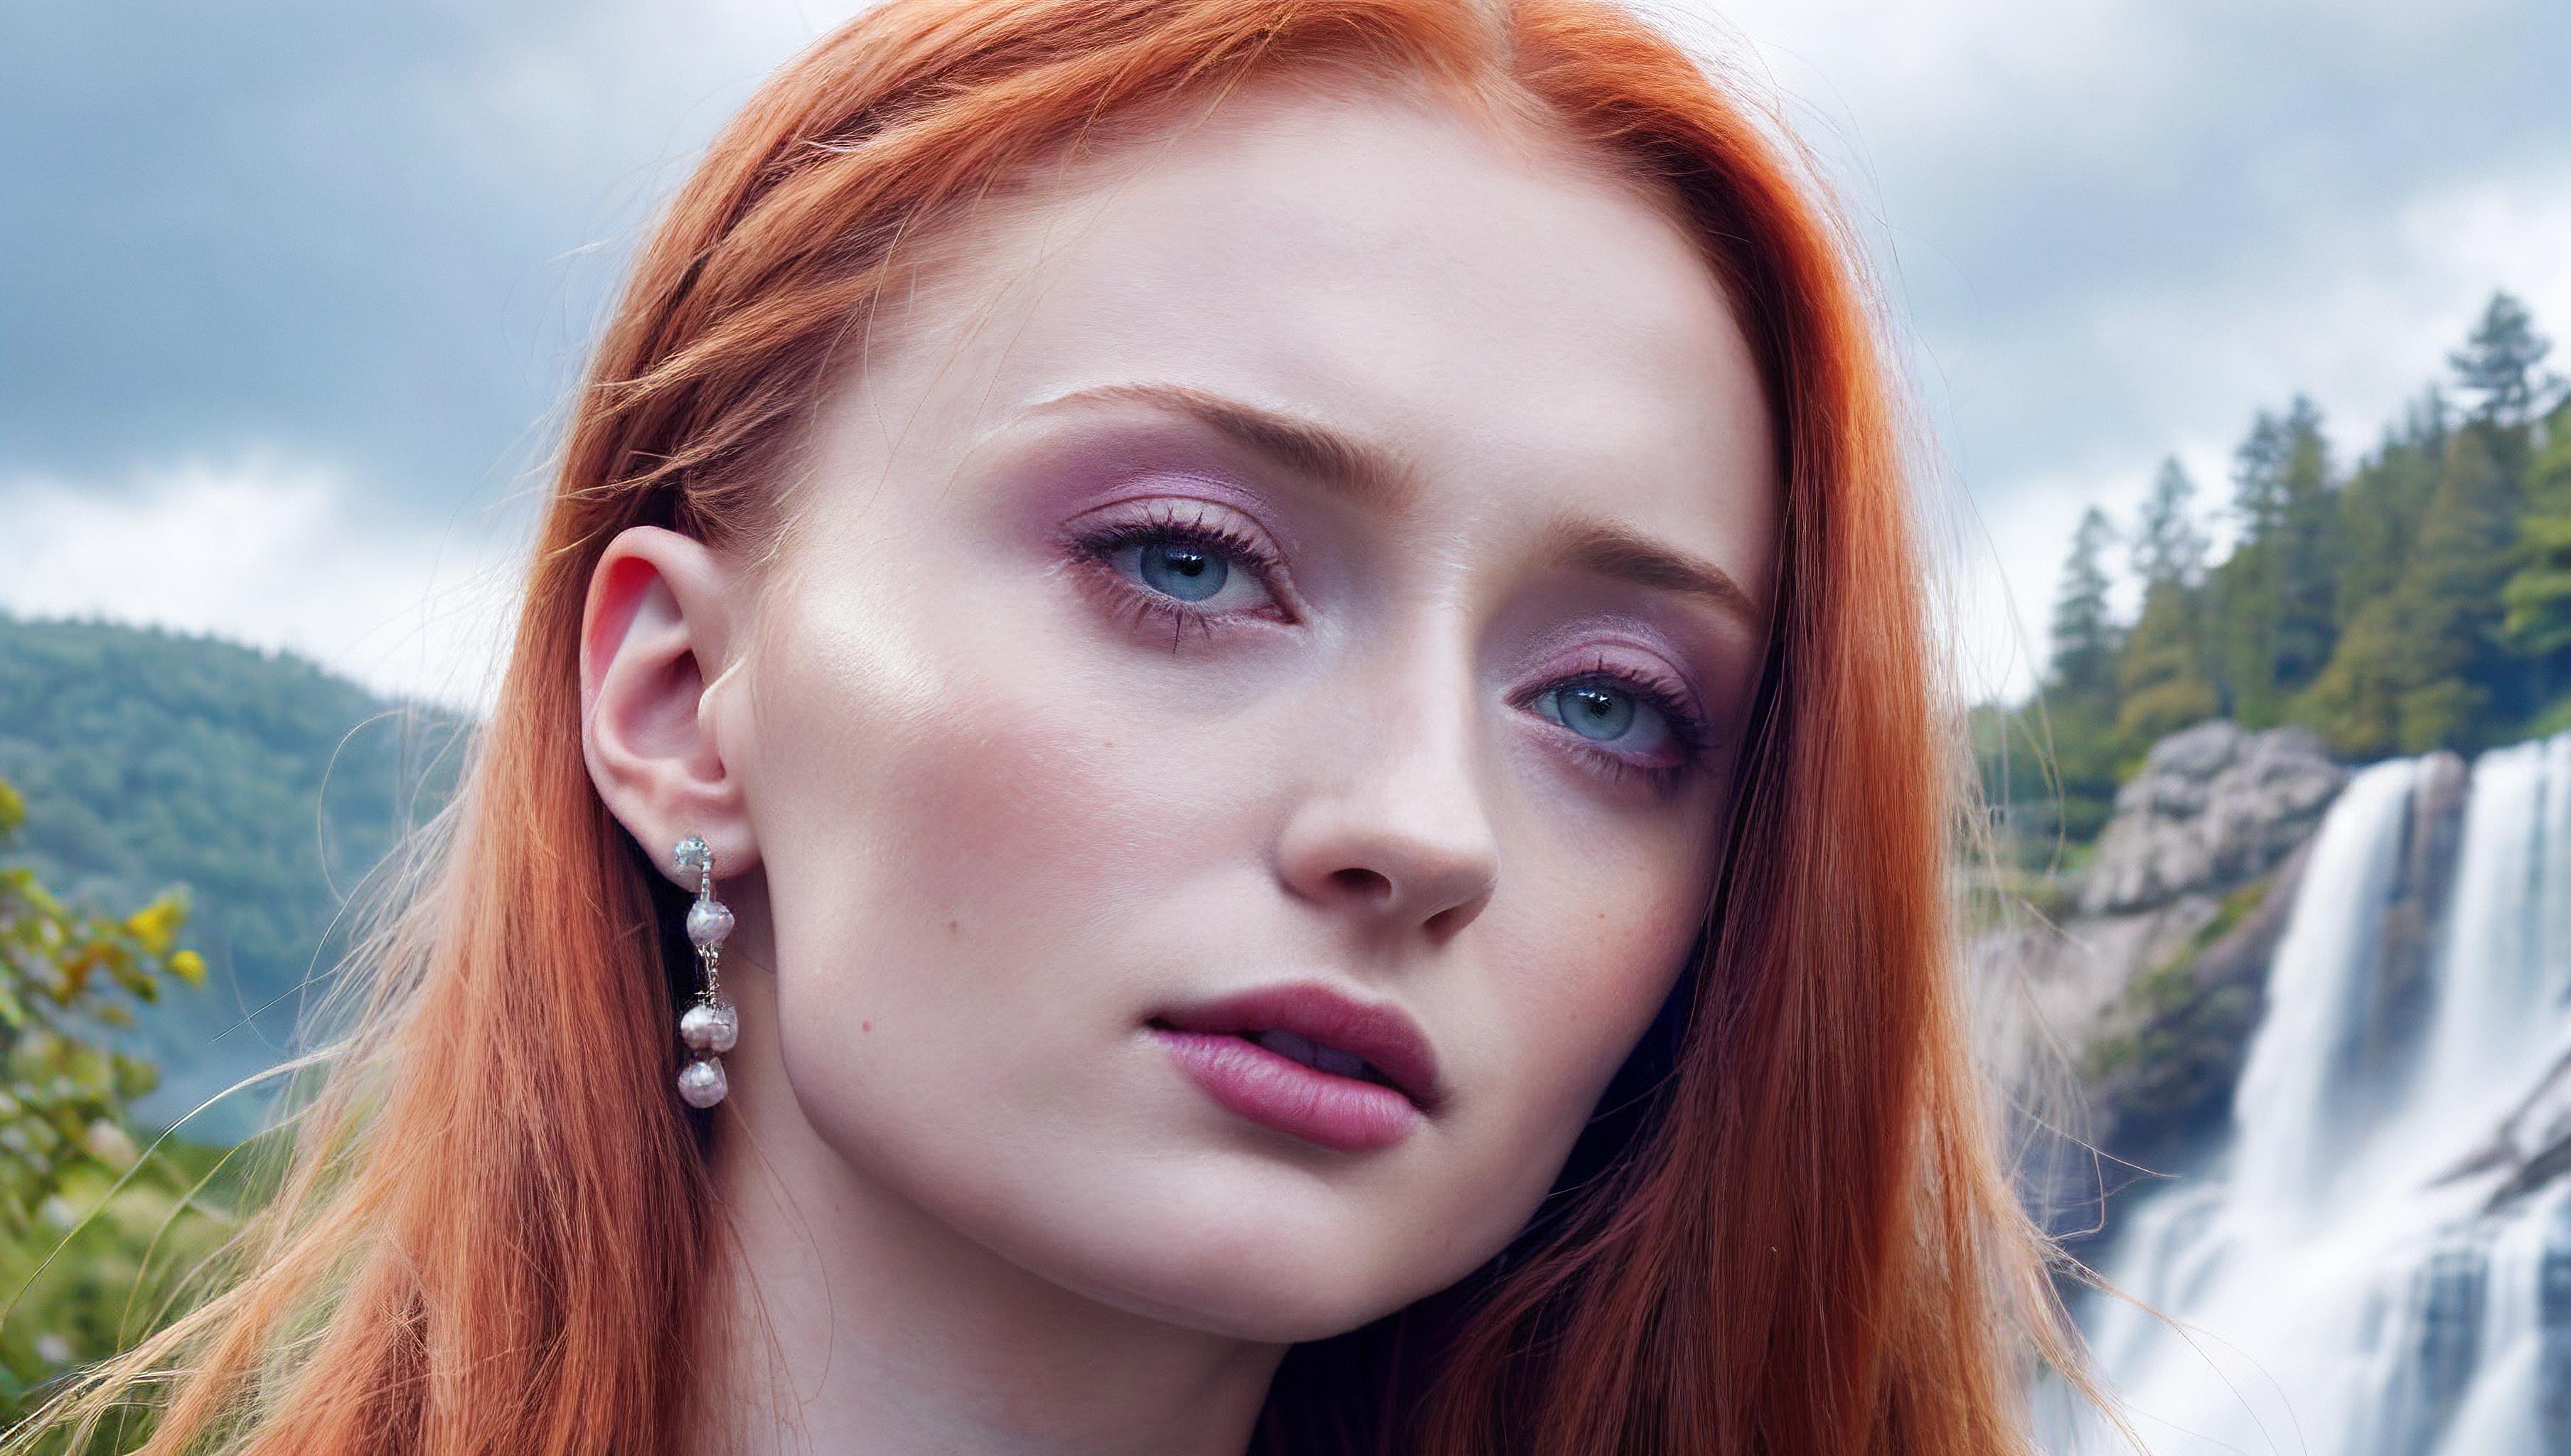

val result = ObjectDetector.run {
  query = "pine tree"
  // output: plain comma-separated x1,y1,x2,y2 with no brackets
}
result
2116,458,2218,747
2272,397,2341,695
2449,290,2555,429
2385,424,2522,749
2131,457,2209,589
2335,391,2448,626
2038,506,2125,840
2050,506,2122,710
2210,400,2339,727
2217,411,2288,727
2232,410,2290,544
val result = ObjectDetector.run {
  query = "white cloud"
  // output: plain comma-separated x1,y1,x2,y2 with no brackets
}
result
2,457,524,714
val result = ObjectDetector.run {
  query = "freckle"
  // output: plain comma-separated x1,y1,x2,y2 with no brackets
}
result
947,919,960,935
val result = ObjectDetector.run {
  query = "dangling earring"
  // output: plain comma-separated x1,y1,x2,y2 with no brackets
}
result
671,835,738,1109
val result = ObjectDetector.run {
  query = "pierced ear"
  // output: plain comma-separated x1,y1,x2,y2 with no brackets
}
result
579,525,759,887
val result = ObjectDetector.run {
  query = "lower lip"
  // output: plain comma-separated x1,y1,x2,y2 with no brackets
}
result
1152,1029,1422,1152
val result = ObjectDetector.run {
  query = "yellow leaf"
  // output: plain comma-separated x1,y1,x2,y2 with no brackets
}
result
124,898,185,951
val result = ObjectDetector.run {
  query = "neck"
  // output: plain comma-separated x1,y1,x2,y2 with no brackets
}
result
688,965,1287,1456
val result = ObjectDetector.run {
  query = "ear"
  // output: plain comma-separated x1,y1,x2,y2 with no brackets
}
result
579,525,761,888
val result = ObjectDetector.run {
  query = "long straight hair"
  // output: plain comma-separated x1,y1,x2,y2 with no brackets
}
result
14,1,2097,1451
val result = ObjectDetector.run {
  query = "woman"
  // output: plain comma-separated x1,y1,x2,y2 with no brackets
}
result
16,0,2100,1451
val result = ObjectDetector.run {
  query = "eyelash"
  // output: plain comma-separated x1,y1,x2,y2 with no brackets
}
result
1067,502,1294,641
1519,655,1715,796
1066,508,1718,793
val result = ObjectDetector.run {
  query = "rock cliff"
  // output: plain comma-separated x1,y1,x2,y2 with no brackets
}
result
1978,721,2486,1248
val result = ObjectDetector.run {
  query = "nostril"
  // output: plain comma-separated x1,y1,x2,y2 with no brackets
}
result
1330,866,1393,899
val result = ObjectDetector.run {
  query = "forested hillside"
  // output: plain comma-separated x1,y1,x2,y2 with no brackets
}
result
1984,291,2571,847
0,616,466,1139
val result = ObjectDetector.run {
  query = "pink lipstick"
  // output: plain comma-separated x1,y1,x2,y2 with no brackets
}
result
1149,984,1443,1152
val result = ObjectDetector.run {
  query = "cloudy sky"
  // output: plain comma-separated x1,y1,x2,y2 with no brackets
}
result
6,0,2567,711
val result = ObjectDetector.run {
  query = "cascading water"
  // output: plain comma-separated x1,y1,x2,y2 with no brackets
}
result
2057,732,2571,1455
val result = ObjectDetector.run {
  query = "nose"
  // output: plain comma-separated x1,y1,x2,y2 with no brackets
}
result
1273,633,1502,946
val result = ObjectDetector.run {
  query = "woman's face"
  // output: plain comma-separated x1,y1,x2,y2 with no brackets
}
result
692,81,1775,1342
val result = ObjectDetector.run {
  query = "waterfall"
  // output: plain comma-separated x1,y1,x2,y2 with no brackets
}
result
2230,758,2422,1223
2060,731,2571,1455
2408,734,2571,1152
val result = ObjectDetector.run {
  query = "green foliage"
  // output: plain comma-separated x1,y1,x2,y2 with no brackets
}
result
2295,593,2410,759
1982,289,2568,847
2214,398,2340,727
2,1140,240,1440
2502,397,2571,673
2116,579,2220,749
0,614,466,1139
0,774,235,1421
2270,399,2343,699
2300,423,2526,753
2334,394,2447,629
1977,685,2122,852
2387,424,2525,748
2506,515,2571,658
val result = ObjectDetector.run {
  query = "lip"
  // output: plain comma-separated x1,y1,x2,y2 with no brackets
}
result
1149,983,1444,1153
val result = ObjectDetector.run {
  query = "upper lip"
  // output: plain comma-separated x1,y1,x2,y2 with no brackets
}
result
1151,983,1445,1113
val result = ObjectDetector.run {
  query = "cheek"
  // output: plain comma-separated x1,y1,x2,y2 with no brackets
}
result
1367,829,1711,1308
738,580,1268,1132
749,601,1135,1015
1475,827,1714,1172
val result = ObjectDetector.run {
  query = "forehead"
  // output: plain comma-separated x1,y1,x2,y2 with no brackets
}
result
828,75,1777,600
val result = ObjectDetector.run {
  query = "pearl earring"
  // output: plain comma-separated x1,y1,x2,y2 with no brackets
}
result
671,835,738,1109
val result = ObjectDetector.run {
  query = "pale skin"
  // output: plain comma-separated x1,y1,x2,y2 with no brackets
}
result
579,77,1779,1456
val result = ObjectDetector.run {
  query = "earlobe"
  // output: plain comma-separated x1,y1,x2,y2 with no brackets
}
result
579,525,761,885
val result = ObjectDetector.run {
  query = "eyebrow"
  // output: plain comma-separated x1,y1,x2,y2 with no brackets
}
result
1026,380,1418,513
1540,515,1768,636
1023,380,1768,634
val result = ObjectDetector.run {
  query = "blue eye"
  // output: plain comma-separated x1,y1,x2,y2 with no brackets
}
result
1136,541,1227,601
1536,680,1672,753
1525,668,1711,793
1080,509,1285,622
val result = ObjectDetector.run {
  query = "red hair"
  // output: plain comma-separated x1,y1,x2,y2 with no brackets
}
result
16,2,2097,1452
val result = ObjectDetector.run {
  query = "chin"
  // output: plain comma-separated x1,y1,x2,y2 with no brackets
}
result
1054,1238,1428,1345
983,1160,1482,1344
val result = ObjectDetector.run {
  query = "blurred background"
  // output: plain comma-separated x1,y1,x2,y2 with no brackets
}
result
3,1,2567,1449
